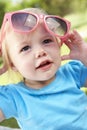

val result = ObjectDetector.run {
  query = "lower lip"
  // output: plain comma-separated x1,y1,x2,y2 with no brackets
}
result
37,63,52,71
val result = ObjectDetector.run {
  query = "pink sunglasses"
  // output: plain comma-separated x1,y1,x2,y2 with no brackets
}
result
1,11,71,42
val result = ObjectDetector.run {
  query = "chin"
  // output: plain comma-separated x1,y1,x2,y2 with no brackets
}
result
40,74,56,82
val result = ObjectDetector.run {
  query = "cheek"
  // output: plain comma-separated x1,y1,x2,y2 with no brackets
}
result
16,57,34,73
16,60,35,79
49,43,61,58
50,45,61,65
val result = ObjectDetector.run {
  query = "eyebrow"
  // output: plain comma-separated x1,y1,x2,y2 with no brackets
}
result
17,35,31,45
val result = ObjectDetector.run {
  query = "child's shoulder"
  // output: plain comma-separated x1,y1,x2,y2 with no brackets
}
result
57,60,85,75
62,60,84,69
0,81,23,92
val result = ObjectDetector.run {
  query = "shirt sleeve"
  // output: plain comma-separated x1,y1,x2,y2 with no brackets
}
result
0,85,18,119
67,60,87,88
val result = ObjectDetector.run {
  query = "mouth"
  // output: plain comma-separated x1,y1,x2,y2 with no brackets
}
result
36,60,53,70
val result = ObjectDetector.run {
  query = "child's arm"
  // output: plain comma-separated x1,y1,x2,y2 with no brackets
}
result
61,30,87,66
0,109,5,122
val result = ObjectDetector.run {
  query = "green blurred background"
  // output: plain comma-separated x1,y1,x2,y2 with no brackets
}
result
0,0,87,128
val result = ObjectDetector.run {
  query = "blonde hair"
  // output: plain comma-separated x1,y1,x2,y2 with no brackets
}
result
1,23,11,69
22,8,47,15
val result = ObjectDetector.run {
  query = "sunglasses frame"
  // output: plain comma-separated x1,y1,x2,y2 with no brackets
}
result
1,11,71,43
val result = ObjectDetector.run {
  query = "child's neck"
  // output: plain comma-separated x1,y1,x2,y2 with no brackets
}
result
24,76,55,89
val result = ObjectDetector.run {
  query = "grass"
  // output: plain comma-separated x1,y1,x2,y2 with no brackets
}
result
0,118,19,128
0,12,87,128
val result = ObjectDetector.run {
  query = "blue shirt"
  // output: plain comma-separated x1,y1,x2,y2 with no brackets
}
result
0,60,87,130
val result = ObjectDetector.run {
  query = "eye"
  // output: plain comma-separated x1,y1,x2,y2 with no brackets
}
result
20,45,31,52
43,39,53,44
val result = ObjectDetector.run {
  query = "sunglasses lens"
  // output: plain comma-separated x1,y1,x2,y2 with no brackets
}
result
46,17,67,36
11,13,37,32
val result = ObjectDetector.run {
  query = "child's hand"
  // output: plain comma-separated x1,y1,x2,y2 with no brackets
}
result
0,64,7,75
61,30,87,66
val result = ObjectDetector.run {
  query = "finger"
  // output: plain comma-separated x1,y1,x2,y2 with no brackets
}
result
71,30,84,43
64,40,74,50
61,54,71,61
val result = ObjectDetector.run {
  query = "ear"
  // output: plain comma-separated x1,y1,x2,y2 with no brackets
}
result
56,38,62,48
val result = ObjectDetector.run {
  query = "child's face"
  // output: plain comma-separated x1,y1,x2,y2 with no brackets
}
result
6,24,61,84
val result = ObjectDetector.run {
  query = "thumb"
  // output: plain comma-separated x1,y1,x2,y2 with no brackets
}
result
61,54,71,61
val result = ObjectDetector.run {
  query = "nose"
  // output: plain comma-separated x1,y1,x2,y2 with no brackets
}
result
35,48,47,58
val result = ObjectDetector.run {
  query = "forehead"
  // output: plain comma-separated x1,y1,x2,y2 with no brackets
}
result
6,24,53,44
6,30,29,45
